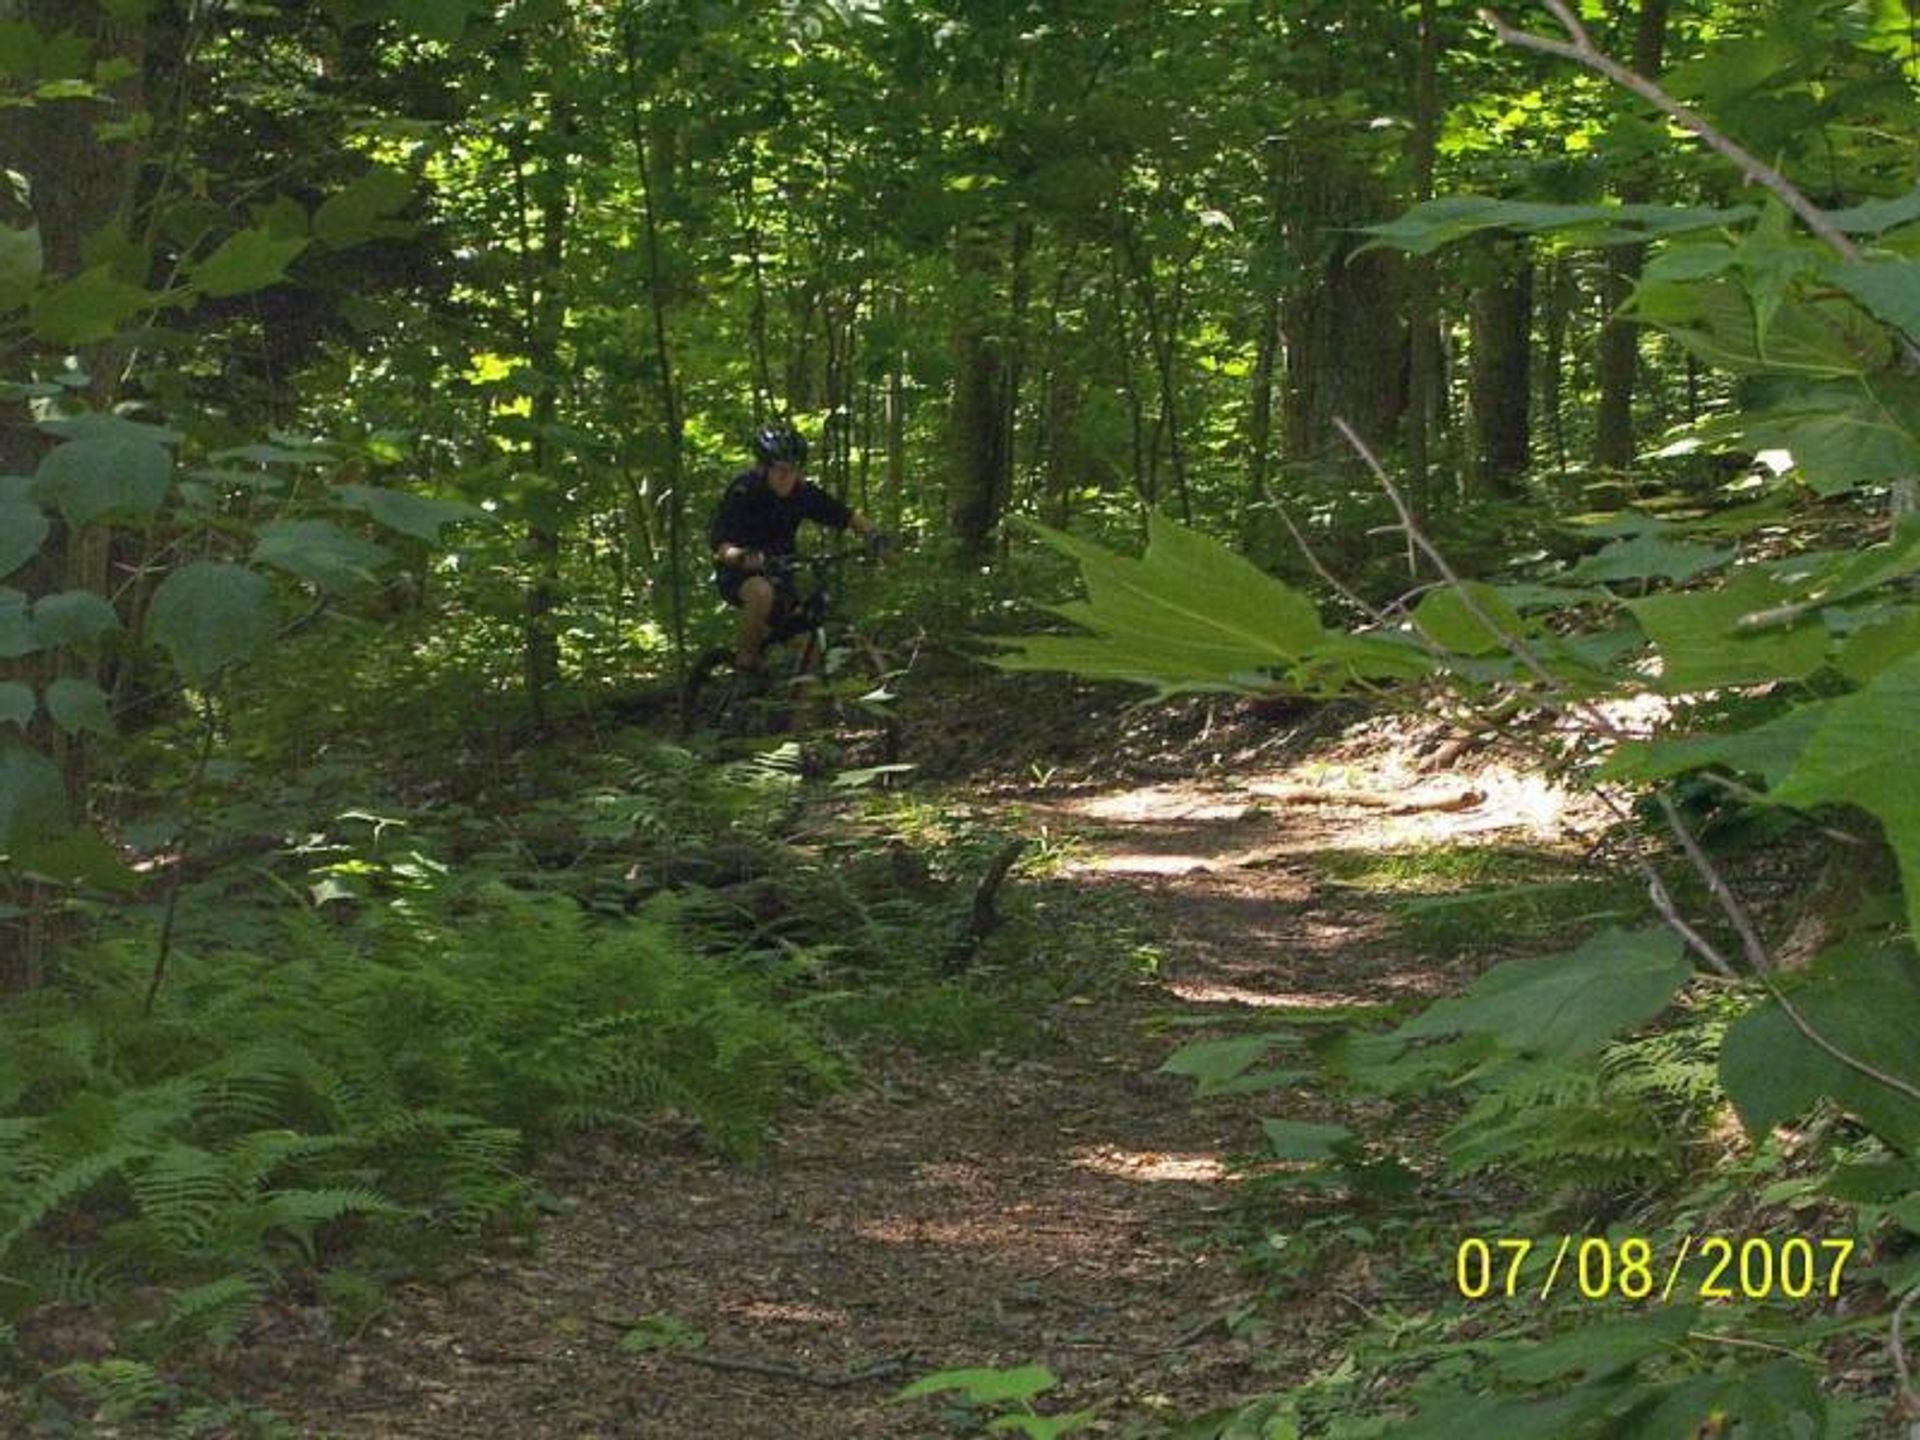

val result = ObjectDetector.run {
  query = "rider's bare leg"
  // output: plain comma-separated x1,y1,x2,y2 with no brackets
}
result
737,575,775,669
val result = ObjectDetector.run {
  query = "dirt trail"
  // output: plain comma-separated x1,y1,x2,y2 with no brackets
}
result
259,719,1591,1438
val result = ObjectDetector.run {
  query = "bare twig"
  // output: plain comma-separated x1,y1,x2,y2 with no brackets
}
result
1480,1,1860,258
1480,0,1920,372
669,1349,912,1389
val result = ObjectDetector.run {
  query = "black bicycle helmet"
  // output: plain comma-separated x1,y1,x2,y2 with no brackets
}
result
752,423,809,467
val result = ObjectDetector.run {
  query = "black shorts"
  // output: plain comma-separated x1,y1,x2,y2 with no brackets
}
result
713,567,796,611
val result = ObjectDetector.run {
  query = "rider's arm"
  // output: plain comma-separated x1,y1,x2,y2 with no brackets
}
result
714,540,765,571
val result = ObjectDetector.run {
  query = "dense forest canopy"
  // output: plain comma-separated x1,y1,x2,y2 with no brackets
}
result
4,0,1920,1432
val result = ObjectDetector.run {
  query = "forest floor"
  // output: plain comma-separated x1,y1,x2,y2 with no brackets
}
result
228,676,1608,1438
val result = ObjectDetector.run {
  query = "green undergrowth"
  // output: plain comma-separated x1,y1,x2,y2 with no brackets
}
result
2,697,1103,1433
1161,839,1917,1438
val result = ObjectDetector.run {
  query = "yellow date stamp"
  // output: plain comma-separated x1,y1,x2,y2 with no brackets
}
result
1453,1235,1857,1303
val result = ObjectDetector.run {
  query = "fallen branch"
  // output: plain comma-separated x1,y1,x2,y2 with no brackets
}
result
669,1349,913,1390
947,837,1029,972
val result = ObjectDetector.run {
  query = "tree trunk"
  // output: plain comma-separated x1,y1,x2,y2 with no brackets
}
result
1468,236,1533,497
948,219,1006,562
1592,0,1671,470
1405,0,1443,500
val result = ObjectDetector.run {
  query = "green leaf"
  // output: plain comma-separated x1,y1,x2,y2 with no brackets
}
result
1632,279,1891,378
144,562,276,684
389,0,473,42
1412,583,1524,656
1362,196,1753,257
10,822,136,891
331,484,485,542
44,679,112,738
1258,1119,1353,1161
1567,533,1735,585
1627,571,1829,691
1772,652,1920,941
28,265,156,345
31,590,122,649
0,589,39,659
1836,610,1920,683
1720,940,1920,1152
1597,703,1826,787
0,219,41,311
313,167,414,249
39,412,184,446
0,498,47,579
34,436,172,528
1831,257,1920,342
994,514,1325,694
1829,185,1920,234
1390,925,1690,1060
188,227,308,299
0,743,67,852
1493,1308,1697,1384
1160,1034,1294,1094
617,1313,705,1354
253,519,393,592
896,1365,1057,1406
1632,1360,1826,1439
0,681,32,728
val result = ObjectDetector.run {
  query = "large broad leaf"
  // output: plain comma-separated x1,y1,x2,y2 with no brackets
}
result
1412,582,1524,656
1598,702,1828,787
1632,1361,1826,1439
331,484,485,543
0,743,68,852
144,562,275,685
44,678,113,738
1389,925,1690,1060
993,514,1325,694
1771,651,1920,941
1720,941,1920,1153
1831,257,1920,342
1692,377,1920,496
1836,610,1920,682
0,497,47,578
38,412,185,446
1567,532,1735,585
1493,1309,1697,1385
28,265,156,345
1631,278,1892,378
12,824,137,891
1362,196,1754,257
313,167,414,249
253,519,393,592
1627,571,1830,691
0,219,41,311
31,590,122,649
188,227,308,299
1828,185,1920,234
34,435,173,528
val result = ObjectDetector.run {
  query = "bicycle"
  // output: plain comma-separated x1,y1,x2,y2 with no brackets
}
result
681,550,901,763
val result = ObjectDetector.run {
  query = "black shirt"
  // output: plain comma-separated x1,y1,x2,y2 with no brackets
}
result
708,469,852,558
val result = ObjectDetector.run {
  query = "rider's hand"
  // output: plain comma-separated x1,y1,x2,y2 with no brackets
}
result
739,548,766,573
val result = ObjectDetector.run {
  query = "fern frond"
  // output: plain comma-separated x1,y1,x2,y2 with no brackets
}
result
166,1271,268,1349
129,1145,234,1254
0,1146,145,1264
50,1358,170,1423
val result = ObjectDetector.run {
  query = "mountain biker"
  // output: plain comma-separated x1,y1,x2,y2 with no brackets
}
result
708,424,884,674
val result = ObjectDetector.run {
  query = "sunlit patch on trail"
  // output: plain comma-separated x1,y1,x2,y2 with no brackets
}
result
1070,1147,1230,1185
1161,980,1372,1009
1068,851,1217,876
723,1299,849,1328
